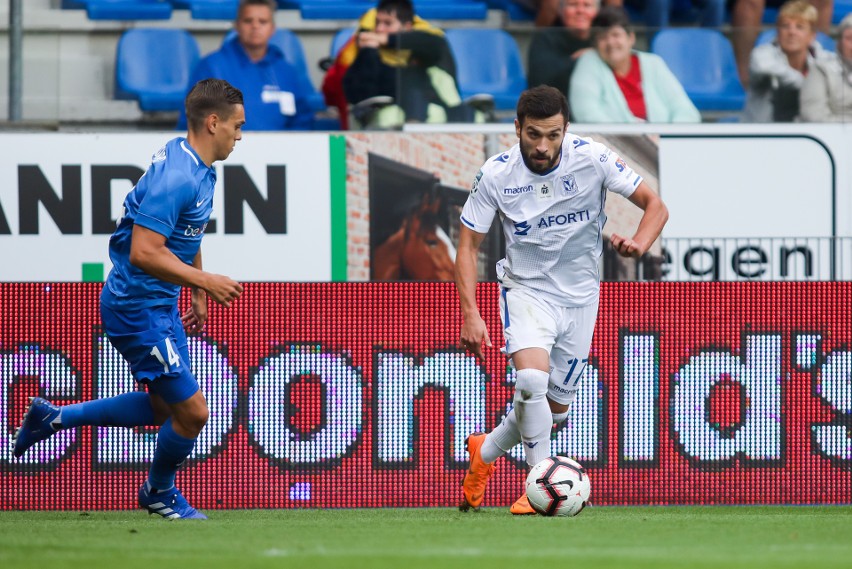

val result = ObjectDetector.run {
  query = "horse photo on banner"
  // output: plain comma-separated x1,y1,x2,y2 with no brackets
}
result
368,153,503,282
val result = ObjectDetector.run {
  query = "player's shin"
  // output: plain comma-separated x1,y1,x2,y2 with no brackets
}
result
58,392,156,429
148,418,197,492
513,368,552,466
480,408,522,463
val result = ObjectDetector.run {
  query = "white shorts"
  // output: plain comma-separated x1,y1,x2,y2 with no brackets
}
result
499,286,599,406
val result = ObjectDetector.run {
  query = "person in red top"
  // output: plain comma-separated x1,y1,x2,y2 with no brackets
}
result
612,51,647,120
569,6,700,123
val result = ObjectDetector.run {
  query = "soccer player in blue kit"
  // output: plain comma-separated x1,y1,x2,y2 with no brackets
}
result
13,78,246,520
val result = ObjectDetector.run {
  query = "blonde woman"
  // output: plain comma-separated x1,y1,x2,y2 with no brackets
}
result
743,0,832,122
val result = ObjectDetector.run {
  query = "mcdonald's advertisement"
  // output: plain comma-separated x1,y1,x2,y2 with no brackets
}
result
2,282,849,510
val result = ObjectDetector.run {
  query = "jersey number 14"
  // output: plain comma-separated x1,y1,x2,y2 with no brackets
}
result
151,337,181,373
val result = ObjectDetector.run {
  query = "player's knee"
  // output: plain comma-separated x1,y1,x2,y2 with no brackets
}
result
552,409,569,426
175,404,208,437
183,415,208,438
191,405,209,433
514,368,550,403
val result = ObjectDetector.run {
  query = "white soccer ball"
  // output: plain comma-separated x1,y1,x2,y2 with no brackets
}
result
525,456,591,517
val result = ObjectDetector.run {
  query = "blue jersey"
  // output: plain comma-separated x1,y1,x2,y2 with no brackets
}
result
101,137,216,311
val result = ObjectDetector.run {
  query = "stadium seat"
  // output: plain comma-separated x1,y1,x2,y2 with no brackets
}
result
296,0,373,19
187,0,238,19
115,29,200,112
763,7,779,23
319,28,355,73
297,0,487,20
330,28,356,59
409,1,488,20
84,0,173,20
833,0,852,24
651,28,745,112
483,0,534,20
755,29,836,53
445,29,527,111
166,0,297,19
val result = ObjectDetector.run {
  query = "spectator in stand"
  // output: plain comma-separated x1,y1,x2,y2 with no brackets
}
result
732,0,833,87
569,6,701,123
743,0,831,122
527,0,599,93
341,0,477,128
799,13,852,122
323,4,439,129
177,0,315,131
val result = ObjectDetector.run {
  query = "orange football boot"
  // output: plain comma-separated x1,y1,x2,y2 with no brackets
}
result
459,433,496,512
510,493,536,515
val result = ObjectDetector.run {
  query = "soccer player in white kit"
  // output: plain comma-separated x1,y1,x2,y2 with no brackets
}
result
455,86,668,514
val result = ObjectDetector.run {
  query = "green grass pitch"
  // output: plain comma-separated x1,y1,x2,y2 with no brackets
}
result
1,506,851,569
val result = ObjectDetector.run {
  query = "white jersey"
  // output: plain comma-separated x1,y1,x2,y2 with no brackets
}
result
461,134,641,307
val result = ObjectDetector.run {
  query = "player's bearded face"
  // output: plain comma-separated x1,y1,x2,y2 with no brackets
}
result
517,115,567,174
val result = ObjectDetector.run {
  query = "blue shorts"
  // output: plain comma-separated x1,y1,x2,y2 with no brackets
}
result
100,303,199,404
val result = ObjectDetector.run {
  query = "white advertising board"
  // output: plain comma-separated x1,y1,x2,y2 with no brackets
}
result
659,134,834,238
0,133,331,281
658,132,837,280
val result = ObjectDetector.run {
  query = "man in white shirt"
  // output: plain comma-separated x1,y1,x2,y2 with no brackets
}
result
455,85,668,514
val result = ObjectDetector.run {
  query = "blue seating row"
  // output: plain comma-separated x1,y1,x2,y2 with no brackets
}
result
62,0,852,24
497,0,852,24
651,28,834,113
116,27,529,118
62,0,489,21
116,25,837,123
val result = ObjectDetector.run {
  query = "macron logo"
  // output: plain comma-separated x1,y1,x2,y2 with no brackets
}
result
524,441,539,449
514,221,531,236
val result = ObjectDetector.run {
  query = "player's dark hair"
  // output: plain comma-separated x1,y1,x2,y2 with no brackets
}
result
590,5,633,38
185,78,244,132
237,0,276,18
516,85,569,126
377,0,414,24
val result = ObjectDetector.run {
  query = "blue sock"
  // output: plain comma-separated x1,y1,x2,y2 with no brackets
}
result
148,418,196,492
59,392,155,428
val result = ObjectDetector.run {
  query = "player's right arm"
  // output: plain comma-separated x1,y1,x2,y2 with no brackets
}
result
455,224,492,359
129,225,243,307
456,161,501,359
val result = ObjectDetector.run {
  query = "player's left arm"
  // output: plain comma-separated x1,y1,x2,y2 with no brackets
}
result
182,249,208,334
610,181,669,258
130,225,242,307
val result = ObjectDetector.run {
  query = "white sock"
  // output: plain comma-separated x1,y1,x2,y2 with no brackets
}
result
514,368,552,467
481,409,521,464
